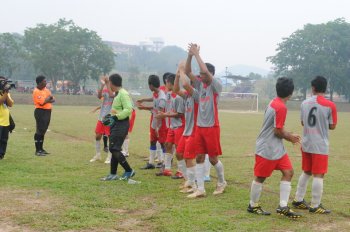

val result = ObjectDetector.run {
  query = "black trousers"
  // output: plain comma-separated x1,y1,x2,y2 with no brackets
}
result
0,126,9,157
34,108,51,135
109,118,129,152
109,118,131,174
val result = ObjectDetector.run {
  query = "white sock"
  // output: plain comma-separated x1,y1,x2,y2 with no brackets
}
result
280,181,291,207
149,149,156,165
160,151,165,163
187,166,196,185
204,154,211,177
250,181,263,207
295,172,311,202
214,161,225,184
177,159,186,177
195,163,205,192
311,177,323,208
165,153,173,170
156,142,162,161
95,140,100,154
122,138,130,155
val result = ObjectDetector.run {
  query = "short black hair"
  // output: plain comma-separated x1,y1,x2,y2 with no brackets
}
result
148,75,160,88
166,73,176,85
205,63,215,75
36,75,46,84
311,76,327,93
276,77,294,98
162,72,172,85
109,73,122,87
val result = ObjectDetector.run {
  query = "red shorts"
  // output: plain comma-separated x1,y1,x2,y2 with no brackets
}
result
254,154,293,177
95,120,110,136
177,135,196,159
150,119,167,144
128,110,136,133
165,127,184,145
195,126,222,157
302,150,328,174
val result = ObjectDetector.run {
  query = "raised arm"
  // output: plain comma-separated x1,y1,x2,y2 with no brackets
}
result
182,77,194,97
191,44,214,85
104,76,115,98
0,92,9,105
185,43,198,84
174,61,187,98
6,93,14,107
97,79,105,99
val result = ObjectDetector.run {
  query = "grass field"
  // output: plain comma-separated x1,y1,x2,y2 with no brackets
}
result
0,104,349,231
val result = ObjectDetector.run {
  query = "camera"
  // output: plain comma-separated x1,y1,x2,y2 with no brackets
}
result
0,77,16,92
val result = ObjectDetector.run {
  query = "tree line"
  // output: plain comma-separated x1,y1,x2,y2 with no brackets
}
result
268,18,350,102
0,19,188,92
1,18,350,101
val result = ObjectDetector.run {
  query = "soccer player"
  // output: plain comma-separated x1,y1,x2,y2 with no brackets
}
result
292,76,337,214
90,106,109,152
155,73,170,166
32,75,55,156
174,61,199,192
185,44,227,198
90,76,114,163
156,73,185,177
247,77,302,218
101,74,135,181
137,75,167,170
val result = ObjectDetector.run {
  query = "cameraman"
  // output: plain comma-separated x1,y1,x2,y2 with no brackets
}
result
0,76,14,160
33,75,55,156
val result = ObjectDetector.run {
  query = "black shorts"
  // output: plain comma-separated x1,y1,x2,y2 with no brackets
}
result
34,108,52,135
109,118,129,152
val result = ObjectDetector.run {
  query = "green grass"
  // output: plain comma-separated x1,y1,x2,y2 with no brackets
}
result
0,104,349,231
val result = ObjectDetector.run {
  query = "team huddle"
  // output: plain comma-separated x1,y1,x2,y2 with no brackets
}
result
84,43,337,219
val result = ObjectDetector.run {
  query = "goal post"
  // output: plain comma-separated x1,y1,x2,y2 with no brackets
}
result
220,92,259,112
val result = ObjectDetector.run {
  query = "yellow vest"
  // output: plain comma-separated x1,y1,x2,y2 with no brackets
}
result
0,93,14,126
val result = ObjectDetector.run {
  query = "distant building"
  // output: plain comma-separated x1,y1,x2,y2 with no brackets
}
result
139,37,164,52
104,41,138,56
105,38,165,56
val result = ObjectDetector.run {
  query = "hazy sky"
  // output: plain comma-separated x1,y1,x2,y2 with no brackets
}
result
1,0,349,73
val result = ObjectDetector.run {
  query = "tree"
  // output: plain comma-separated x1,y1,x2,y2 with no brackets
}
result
0,33,23,78
268,18,350,101
24,19,115,88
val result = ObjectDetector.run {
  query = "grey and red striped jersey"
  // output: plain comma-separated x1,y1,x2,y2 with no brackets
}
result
151,89,166,130
168,92,185,129
256,97,287,160
195,78,222,127
301,95,337,155
182,89,199,136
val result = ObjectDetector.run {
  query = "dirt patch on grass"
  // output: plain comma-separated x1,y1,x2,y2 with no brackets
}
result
110,197,158,231
0,188,64,232
312,221,350,231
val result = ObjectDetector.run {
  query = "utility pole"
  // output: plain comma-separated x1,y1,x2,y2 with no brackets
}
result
225,66,228,92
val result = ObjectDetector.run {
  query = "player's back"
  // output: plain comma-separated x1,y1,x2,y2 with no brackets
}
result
256,97,286,160
301,95,337,154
